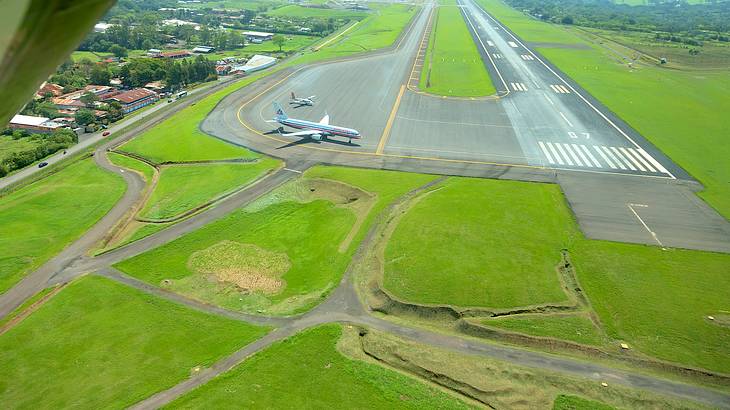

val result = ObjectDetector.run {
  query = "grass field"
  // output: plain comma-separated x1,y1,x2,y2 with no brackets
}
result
140,160,278,220
381,175,730,373
107,152,155,182
266,4,366,19
0,159,125,293
115,184,356,315
573,240,730,374
478,0,730,219
166,325,471,409
553,395,615,410
118,102,259,164
384,177,571,309
482,314,607,346
420,2,495,96
295,3,418,62
0,275,268,408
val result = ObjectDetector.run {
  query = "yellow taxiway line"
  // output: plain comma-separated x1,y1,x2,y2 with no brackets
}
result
377,85,406,155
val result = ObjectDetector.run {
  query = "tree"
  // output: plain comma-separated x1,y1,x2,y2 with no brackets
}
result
79,91,98,108
109,44,128,58
561,15,574,25
272,34,286,52
75,109,96,126
90,65,111,85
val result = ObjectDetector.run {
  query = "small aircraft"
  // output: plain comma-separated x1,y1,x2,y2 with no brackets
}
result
289,92,315,106
269,102,361,144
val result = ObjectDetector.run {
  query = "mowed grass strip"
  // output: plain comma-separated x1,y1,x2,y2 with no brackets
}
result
140,159,279,220
478,0,730,219
384,177,571,309
421,2,495,96
0,159,125,293
553,395,616,410
0,275,268,409
267,4,366,19
572,240,730,374
165,325,471,409
482,314,607,346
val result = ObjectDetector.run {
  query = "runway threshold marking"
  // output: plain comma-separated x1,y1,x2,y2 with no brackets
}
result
377,85,406,155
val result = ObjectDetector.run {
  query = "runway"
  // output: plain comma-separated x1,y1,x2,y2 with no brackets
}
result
204,0,730,253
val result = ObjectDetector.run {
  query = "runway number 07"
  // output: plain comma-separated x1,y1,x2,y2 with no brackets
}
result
568,132,590,139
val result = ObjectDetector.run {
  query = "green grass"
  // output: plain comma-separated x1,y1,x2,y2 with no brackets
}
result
573,241,730,374
482,314,607,346
0,275,268,409
553,394,615,410
115,194,356,315
384,177,571,309
140,160,279,220
118,102,258,164
0,159,125,293
166,325,471,409
421,3,495,96
202,35,319,60
296,3,418,62
478,0,730,219
0,286,54,328
0,135,43,163
266,4,366,19
107,152,155,182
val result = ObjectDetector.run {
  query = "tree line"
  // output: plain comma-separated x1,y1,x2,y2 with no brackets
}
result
0,129,78,177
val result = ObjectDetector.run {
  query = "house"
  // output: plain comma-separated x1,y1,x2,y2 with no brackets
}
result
105,88,159,114
9,114,64,133
147,48,162,57
241,31,274,41
94,22,112,33
161,50,192,59
230,54,276,75
192,46,215,53
35,82,64,98
215,65,230,75
144,81,166,91
52,85,119,110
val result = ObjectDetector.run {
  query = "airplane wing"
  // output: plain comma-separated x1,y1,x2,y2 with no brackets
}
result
281,129,322,138
319,114,330,125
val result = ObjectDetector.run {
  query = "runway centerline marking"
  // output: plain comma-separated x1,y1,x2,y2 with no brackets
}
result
558,111,573,127
284,168,303,174
628,203,663,246
377,84,406,155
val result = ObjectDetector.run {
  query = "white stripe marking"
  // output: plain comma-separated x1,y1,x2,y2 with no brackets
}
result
546,143,564,165
611,147,637,170
580,145,602,167
554,143,574,166
544,94,554,105
284,168,302,174
550,85,559,93
636,148,670,175
627,148,656,173
508,41,518,48
619,147,646,171
601,146,625,169
562,144,584,166
572,144,591,167
538,141,555,164
558,112,573,127
487,40,494,46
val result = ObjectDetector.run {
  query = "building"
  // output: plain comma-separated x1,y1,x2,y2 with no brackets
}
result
192,46,215,53
215,65,230,75
9,114,64,133
52,85,118,110
94,22,113,33
106,88,159,114
161,50,192,59
147,48,162,57
231,54,276,75
35,82,64,98
241,31,274,41
144,81,165,91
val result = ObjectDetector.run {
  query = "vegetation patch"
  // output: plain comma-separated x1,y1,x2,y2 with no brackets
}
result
166,325,471,409
553,394,616,410
384,177,571,309
481,314,608,346
421,1,496,96
0,275,267,409
187,240,290,294
0,159,125,293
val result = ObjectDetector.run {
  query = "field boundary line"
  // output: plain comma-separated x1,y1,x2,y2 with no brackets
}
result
0,284,66,335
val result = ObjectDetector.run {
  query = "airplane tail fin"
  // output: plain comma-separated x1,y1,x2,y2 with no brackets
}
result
290,91,296,100
273,102,288,120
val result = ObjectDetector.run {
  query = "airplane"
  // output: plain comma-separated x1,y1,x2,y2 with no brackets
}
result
289,92,315,106
269,102,361,144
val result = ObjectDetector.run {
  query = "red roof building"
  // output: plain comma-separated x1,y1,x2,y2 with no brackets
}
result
35,82,64,98
161,50,192,59
105,88,159,113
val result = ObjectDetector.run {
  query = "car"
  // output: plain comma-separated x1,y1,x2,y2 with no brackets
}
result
38,162,48,168
102,131,110,136
168,99,173,103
